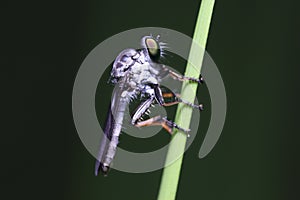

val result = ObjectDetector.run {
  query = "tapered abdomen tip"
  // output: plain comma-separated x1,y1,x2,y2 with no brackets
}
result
95,161,110,176
100,164,110,176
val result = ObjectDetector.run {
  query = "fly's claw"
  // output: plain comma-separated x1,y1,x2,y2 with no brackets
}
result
199,75,204,84
198,104,204,111
178,98,204,111
195,75,204,84
190,102,204,111
193,74,204,84
186,74,204,84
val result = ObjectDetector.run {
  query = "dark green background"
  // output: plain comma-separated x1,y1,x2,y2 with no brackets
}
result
2,0,299,199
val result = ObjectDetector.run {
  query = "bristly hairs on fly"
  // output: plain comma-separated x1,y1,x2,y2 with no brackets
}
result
156,35,172,65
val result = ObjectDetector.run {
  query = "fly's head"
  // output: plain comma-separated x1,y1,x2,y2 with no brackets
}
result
141,35,166,62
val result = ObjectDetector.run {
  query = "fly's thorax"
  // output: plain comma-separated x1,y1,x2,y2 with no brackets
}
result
111,49,140,82
128,62,160,88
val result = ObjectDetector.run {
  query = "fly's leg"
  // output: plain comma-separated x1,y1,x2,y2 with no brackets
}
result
131,97,154,125
162,92,204,111
162,65,204,84
130,93,190,135
156,84,203,110
134,115,190,134
148,84,203,111
130,85,199,135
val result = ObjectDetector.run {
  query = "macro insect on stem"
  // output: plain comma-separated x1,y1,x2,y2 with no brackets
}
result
95,35,204,176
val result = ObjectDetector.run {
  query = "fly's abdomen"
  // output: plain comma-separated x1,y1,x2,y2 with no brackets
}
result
96,94,128,176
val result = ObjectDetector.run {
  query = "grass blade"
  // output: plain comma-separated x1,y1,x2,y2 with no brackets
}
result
157,0,215,199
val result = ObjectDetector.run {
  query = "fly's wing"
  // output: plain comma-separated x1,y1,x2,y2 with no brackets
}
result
94,102,115,176
94,83,124,176
95,56,132,175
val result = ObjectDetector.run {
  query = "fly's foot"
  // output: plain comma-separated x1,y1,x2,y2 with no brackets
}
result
162,64,204,85
186,74,204,84
134,115,191,136
162,117,191,134
176,97,204,111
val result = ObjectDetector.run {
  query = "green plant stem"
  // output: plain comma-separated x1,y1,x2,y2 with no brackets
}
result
157,0,215,200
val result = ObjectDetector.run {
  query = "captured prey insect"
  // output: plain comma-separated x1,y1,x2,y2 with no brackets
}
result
95,35,204,176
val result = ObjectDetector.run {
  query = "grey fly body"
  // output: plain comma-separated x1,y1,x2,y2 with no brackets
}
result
95,35,204,176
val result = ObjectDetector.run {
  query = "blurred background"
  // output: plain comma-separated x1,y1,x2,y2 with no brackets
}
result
2,0,299,199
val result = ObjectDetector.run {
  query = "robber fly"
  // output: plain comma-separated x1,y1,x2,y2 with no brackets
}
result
95,35,204,176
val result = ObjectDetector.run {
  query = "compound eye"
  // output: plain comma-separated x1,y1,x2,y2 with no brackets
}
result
145,38,160,60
